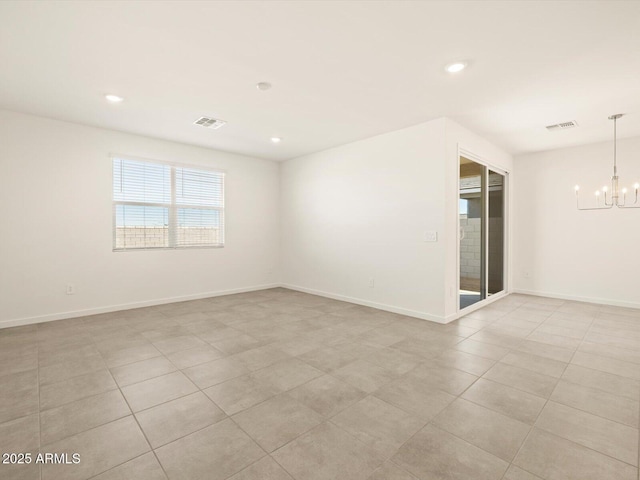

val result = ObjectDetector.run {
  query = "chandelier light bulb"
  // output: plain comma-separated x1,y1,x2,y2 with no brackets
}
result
622,187,628,194
595,191,600,196
574,185,580,191
634,183,640,190
602,186,608,192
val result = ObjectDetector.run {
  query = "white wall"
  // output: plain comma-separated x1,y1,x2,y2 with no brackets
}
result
513,136,640,308
0,110,280,327
280,119,449,321
279,118,512,323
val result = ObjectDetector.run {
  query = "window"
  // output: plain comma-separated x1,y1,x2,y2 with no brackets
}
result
112,156,224,250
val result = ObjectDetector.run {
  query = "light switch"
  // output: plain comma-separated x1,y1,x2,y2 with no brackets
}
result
424,231,438,242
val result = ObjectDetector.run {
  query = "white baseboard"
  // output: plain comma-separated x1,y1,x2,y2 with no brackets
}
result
19,283,632,331
0,283,281,330
512,288,640,311
281,283,448,324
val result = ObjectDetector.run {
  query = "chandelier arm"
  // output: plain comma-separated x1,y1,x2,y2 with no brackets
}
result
613,116,617,177
577,203,614,211
617,203,640,209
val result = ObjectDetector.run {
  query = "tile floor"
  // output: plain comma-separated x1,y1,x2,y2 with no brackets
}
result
1,288,639,480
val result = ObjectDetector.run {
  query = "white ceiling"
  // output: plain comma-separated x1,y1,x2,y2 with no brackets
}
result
1,1,639,161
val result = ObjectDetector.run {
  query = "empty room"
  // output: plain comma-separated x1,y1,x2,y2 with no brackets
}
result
1,1,639,480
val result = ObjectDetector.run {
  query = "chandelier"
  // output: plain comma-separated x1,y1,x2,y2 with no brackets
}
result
575,114,639,210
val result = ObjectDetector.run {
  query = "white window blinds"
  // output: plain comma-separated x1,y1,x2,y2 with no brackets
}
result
112,157,224,250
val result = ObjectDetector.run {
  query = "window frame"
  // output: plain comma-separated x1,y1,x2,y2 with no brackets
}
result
111,154,226,252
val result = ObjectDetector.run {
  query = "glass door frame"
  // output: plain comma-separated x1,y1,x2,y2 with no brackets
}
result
457,147,510,314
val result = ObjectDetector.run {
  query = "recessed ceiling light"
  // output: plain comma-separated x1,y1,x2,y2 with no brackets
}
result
445,62,467,74
256,82,272,91
271,137,282,143
105,94,124,103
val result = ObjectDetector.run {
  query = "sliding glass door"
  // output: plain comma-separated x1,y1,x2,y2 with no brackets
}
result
459,156,506,310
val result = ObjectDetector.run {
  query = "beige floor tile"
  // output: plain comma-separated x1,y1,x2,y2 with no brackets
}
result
0,412,36,442
155,418,265,480
102,343,163,368
526,330,581,350
374,375,455,421
228,456,294,480
366,461,419,480
232,393,323,452
203,374,282,415
40,389,131,445
136,391,226,448
110,356,177,387
500,351,567,378
331,396,425,458
462,378,546,424
0,369,38,424
535,401,638,465
515,339,574,363
38,343,98,368
550,379,639,427
121,371,198,412
41,416,150,480
165,344,225,369
578,340,640,365
92,452,167,480
503,465,543,480
483,363,558,398
514,428,637,480
363,348,423,376
432,398,531,461
182,357,249,389
40,368,116,410
231,345,291,372
468,330,523,349
356,328,407,347
272,336,324,356
196,326,245,344
484,323,535,339
272,422,383,480
332,359,400,393
152,335,207,355
584,331,640,350
39,353,107,385
140,325,194,342
297,346,358,372
453,338,510,360
289,374,366,417
210,334,264,355
392,424,508,480
408,364,478,396
389,338,450,359
252,358,324,391
562,364,640,401
433,349,496,376
571,350,640,381
0,346,37,378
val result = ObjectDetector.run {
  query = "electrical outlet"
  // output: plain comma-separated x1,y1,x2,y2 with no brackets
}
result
369,278,375,288
66,284,75,295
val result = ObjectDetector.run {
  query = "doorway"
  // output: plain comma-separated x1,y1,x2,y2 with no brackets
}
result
459,155,506,310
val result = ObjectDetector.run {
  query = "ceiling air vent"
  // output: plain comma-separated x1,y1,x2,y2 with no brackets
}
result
546,120,578,131
194,117,226,129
